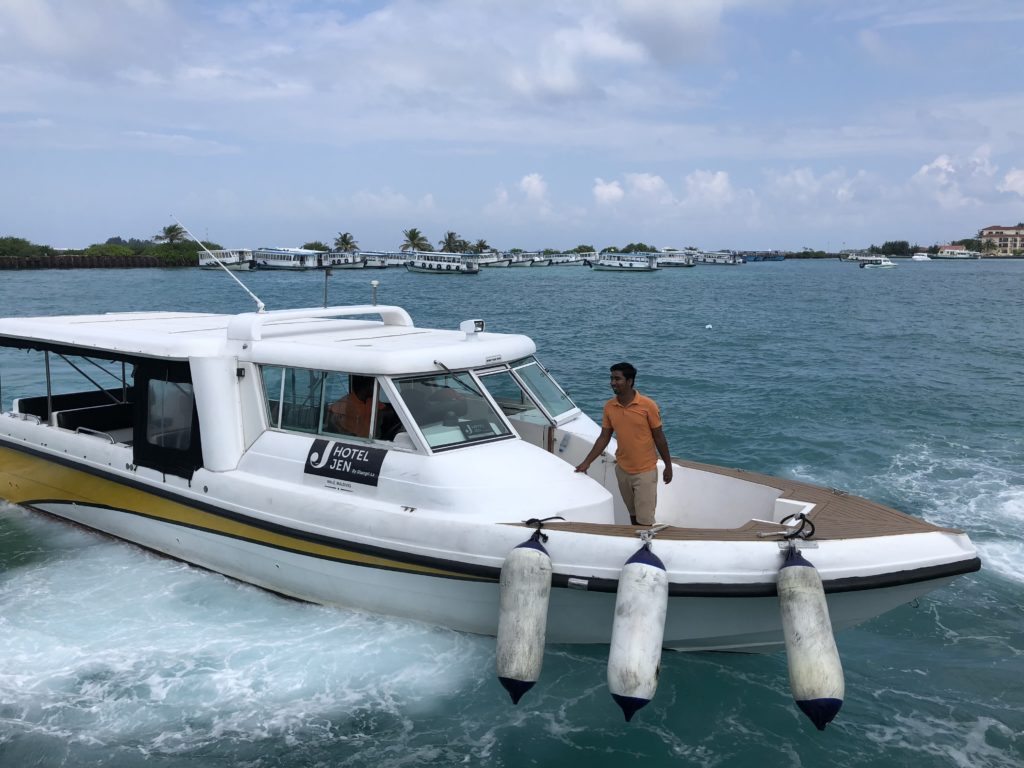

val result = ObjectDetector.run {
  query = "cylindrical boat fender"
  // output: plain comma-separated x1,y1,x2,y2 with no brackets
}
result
777,546,845,730
607,542,669,722
496,531,553,704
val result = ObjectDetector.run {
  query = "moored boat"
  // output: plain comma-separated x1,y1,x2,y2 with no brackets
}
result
588,253,659,271
860,256,896,269
253,247,320,271
0,303,979,653
321,251,366,269
405,251,480,274
198,249,255,271
657,250,697,268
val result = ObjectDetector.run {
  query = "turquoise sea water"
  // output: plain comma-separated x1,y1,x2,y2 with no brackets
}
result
0,260,1022,767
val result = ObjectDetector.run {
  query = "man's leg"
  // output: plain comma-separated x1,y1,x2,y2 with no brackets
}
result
631,469,659,526
614,464,638,524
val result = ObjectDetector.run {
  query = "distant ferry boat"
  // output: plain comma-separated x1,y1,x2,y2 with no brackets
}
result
658,250,697,267
321,252,366,270
405,251,480,274
549,253,590,266
933,249,981,260
253,247,320,271
198,249,254,271
587,253,659,271
478,253,513,267
696,250,744,265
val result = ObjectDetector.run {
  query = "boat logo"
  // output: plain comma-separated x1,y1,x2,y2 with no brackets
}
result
305,439,387,487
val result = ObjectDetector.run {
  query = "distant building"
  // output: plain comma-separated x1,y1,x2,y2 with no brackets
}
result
979,225,1024,255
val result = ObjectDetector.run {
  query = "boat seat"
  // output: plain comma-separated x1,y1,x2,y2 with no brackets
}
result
54,402,134,436
391,431,415,450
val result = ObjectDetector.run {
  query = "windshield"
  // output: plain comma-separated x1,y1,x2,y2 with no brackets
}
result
395,372,511,451
512,359,576,420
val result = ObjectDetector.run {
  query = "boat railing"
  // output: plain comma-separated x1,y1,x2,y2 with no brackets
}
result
75,426,116,444
227,305,415,341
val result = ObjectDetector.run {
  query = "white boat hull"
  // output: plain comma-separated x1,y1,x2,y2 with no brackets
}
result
23,495,960,650
1,432,972,653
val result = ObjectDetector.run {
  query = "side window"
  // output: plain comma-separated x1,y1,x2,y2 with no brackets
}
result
146,380,195,450
260,366,407,443
281,368,326,433
480,370,545,422
322,373,407,442
261,365,284,428
323,373,370,437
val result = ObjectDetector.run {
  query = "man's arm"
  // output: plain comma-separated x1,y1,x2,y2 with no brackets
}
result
575,427,614,473
652,425,673,484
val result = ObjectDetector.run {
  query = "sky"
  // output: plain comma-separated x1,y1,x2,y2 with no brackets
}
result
2,0,1023,253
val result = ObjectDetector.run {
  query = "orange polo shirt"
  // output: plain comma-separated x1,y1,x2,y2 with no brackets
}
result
602,392,662,474
329,393,373,437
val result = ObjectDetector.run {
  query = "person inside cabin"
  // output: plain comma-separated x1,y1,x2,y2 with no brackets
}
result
574,362,673,526
327,375,376,437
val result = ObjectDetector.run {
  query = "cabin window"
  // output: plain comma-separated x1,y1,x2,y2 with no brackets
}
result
146,380,195,450
260,366,326,434
260,365,406,443
395,371,511,451
512,358,576,420
132,360,203,479
478,369,547,424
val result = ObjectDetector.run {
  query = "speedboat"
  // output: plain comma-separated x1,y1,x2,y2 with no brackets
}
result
911,253,932,261
0,304,979,652
860,256,896,269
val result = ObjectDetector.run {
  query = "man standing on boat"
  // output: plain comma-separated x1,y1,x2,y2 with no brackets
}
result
574,362,673,526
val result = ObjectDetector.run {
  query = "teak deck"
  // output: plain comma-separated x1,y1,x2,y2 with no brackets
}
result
535,458,961,541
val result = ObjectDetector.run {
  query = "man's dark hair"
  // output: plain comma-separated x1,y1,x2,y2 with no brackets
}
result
610,362,637,382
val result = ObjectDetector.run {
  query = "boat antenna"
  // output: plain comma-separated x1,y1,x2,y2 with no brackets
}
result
172,215,266,313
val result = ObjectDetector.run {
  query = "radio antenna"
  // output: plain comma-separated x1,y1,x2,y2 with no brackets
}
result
172,215,266,313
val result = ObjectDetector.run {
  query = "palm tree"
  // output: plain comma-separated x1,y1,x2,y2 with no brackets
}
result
154,224,186,244
439,231,466,253
472,239,490,254
334,232,358,252
401,228,431,252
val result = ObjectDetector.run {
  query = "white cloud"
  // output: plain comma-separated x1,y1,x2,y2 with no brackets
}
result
348,188,435,218
910,147,999,209
593,178,624,205
483,174,555,222
682,170,736,208
624,172,675,204
122,130,240,156
998,169,1024,197
768,167,868,204
519,173,549,203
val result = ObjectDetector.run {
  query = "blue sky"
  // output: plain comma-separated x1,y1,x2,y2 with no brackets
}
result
2,0,1023,252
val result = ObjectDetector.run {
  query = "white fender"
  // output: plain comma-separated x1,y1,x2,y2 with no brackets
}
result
496,533,552,704
777,546,845,730
607,543,669,721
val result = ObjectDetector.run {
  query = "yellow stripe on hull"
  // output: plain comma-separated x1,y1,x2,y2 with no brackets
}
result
0,445,479,580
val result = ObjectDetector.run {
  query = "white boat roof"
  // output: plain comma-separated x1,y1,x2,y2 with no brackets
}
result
0,305,537,375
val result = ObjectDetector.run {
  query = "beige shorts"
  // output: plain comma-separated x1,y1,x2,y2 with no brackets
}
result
615,465,658,525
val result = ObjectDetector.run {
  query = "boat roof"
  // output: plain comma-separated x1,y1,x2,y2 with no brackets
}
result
0,305,537,375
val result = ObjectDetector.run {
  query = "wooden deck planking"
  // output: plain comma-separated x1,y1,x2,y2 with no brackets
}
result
529,458,962,541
